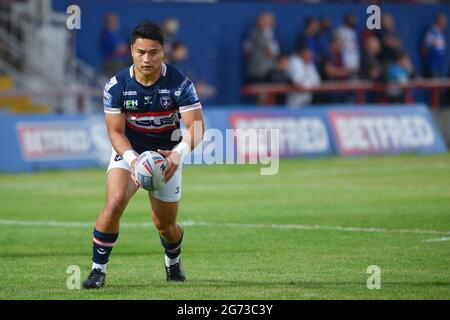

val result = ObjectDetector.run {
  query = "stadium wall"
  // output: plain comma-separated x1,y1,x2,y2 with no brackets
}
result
0,105,447,173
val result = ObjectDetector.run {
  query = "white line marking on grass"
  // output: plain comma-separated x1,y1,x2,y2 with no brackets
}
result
1,219,449,236
293,162,450,177
422,237,450,242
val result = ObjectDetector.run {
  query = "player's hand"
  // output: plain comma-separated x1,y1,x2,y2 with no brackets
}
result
157,149,180,183
130,158,139,187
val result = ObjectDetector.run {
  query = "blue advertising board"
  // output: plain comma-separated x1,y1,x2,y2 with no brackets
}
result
0,105,447,173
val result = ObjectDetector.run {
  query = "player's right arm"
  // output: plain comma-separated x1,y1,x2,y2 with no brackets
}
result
103,77,138,181
104,113,133,160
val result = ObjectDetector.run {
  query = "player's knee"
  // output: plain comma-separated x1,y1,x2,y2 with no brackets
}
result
105,193,128,216
153,218,175,236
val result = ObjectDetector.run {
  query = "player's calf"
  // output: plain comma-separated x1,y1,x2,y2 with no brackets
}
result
83,227,119,289
159,229,186,282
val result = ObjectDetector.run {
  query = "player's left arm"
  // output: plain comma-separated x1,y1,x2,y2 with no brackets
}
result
158,108,205,182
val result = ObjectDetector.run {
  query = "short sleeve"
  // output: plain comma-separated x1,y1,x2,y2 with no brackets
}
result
103,76,122,115
176,78,202,113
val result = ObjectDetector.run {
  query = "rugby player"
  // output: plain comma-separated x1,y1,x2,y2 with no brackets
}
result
83,21,205,289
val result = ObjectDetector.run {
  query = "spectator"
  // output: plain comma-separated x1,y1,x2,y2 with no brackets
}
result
99,12,130,78
317,16,333,65
243,12,280,83
298,16,320,64
360,35,383,81
336,13,360,74
266,54,293,105
421,13,448,78
287,46,321,108
374,13,403,65
169,41,216,101
162,17,180,61
321,33,356,103
361,35,383,103
387,51,416,103
167,41,189,70
321,33,355,81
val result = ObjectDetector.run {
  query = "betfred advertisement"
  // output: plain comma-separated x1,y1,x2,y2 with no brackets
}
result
16,118,111,163
0,105,447,172
229,111,332,158
328,107,447,156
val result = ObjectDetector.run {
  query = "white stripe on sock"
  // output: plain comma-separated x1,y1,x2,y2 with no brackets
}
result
165,255,180,267
92,262,107,273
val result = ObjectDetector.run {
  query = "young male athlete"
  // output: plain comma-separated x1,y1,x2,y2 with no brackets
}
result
83,21,205,289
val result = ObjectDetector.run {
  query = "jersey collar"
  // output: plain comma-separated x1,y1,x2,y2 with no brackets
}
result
129,63,167,78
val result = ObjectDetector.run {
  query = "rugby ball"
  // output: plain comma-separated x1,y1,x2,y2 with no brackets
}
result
134,151,168,191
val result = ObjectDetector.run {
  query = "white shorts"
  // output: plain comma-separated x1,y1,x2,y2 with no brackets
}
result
107,147,182,202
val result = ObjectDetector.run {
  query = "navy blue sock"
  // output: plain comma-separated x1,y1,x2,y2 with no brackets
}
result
160,231,183,260
92,228,119,266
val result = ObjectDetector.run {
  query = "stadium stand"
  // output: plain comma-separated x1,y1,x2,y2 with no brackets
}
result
0,0,449,111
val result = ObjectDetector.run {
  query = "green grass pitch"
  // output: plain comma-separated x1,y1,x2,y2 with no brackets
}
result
0,154,449,299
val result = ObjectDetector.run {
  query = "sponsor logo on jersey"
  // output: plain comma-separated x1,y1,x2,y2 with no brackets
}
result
114,154,122,161
124,100,139,110
175,78,189,97
105,77,117,92
158,89,171,94
103,90,113,107
126,111,179,132
144,96,152,105
123,90,137,96
160,96,172,110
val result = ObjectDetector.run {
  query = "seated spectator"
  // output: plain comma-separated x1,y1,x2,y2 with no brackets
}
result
336,13,360,75
266,54,293,105
374,13,403,66
421,13,447,78
361,36,383,81
387,51,416,103
298,16,320,65
169,41,216,101
99,12,130,78
286,46,321,108
243,12,280,83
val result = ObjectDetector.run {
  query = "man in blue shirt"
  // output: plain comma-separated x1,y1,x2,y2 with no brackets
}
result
422,13,448,78
100,13,130,78
83,21,205,289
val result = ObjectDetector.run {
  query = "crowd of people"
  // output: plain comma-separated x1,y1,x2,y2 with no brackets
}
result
99,14,216,102
243,11,448,107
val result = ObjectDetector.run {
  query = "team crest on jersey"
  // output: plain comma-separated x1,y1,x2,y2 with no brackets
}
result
160,96,172,110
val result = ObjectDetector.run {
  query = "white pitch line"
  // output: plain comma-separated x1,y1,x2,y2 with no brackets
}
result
422,237,450,242
0,219,449,236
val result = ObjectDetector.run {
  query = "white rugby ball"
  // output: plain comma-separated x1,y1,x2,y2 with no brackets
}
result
134,151,168,191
